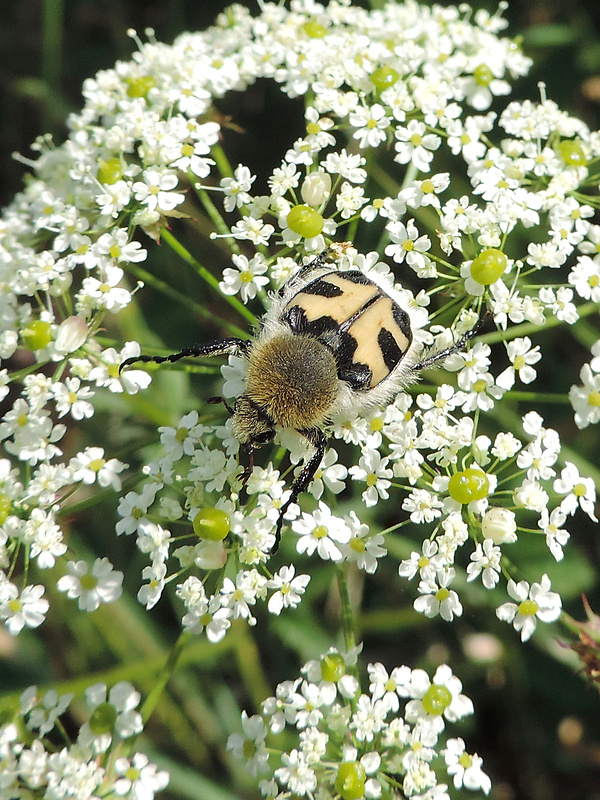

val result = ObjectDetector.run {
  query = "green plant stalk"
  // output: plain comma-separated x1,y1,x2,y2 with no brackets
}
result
197,185,239,244
335,563,359,681
127,262,249,340
160,227,257,325
139,631,192,727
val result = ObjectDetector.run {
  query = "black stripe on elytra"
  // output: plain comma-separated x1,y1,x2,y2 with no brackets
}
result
392,304,412,341
335,270,375,285
337,330,373,390
283,305,340,339
378,327,405,371
298,277,344,298
299,269,376,298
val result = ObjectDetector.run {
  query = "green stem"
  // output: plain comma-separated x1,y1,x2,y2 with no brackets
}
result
502,391,571,404
140,631,191,726
160,227,257,325
197,186,238,244
126,262,249,340
479,301,600,346
335,563,358,677
211,141,235,179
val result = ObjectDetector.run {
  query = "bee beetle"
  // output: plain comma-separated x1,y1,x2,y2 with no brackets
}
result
120,245,479,552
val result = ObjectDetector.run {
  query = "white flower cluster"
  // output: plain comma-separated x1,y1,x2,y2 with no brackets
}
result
1,682,168,800
0,0,595,671
227,648,491,798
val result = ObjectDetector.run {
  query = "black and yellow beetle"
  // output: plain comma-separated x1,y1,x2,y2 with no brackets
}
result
120,245,478,551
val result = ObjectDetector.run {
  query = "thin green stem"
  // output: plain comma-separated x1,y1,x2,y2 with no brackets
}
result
211,141,235,179
502,391,570,404
196,186,239,245
160,227,257,325
139,631,192,727
126,262,249,340
335,563,359,678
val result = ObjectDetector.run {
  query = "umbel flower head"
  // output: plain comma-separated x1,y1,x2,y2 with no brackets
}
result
227,649,491,798
2,1,600,798
0,0,593,644
0,0,594,662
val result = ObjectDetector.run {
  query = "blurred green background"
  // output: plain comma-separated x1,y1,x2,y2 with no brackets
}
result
2,2,600,800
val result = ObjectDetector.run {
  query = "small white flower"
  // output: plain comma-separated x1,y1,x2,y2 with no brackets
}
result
132,168,184,211
137,562,167,610
0,582,49,635
349,449,392,507
394,120,441,171
226,712,269,777
219,253,270,302
294,502,351,561
496,336,542,389
113,753,169,800
554,461,598,521
467,539,501,588
570,364,600,429
443,738,491,795
57,557,124,611
538,508,570,561
414,568,463,622
267,565,310,615
496,574,562,641
78,681,143,753
69,446,127,490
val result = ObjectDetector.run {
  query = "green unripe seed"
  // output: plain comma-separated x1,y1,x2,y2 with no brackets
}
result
370,65,400,89
558,140,587,167
470,248,507,285
97,158,123,185
303,20,327,38
89,702,117,734
422,684,452,715
321,652,346,682
126,75,155,98
0,494,11,525
193,507,231,541
448,468,490,504
286,205,324,238
22,320,52,350
473,64,493,86
335,762,366,800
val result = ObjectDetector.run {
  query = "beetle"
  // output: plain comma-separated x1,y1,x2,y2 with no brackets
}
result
120,245,479,552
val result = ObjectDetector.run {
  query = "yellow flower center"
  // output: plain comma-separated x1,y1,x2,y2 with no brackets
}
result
518,599,539,616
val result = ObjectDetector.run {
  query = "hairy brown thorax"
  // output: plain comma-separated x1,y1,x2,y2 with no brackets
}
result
244,333,339,430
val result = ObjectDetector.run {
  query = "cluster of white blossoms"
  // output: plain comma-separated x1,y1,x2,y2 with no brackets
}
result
1,0,599,794
227,649,491,798
0,682,169,800
1,0,596,635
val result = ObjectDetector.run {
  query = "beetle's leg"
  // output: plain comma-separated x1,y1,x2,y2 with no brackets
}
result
271,427,326,554
207,395,235,415
413,313,489,371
